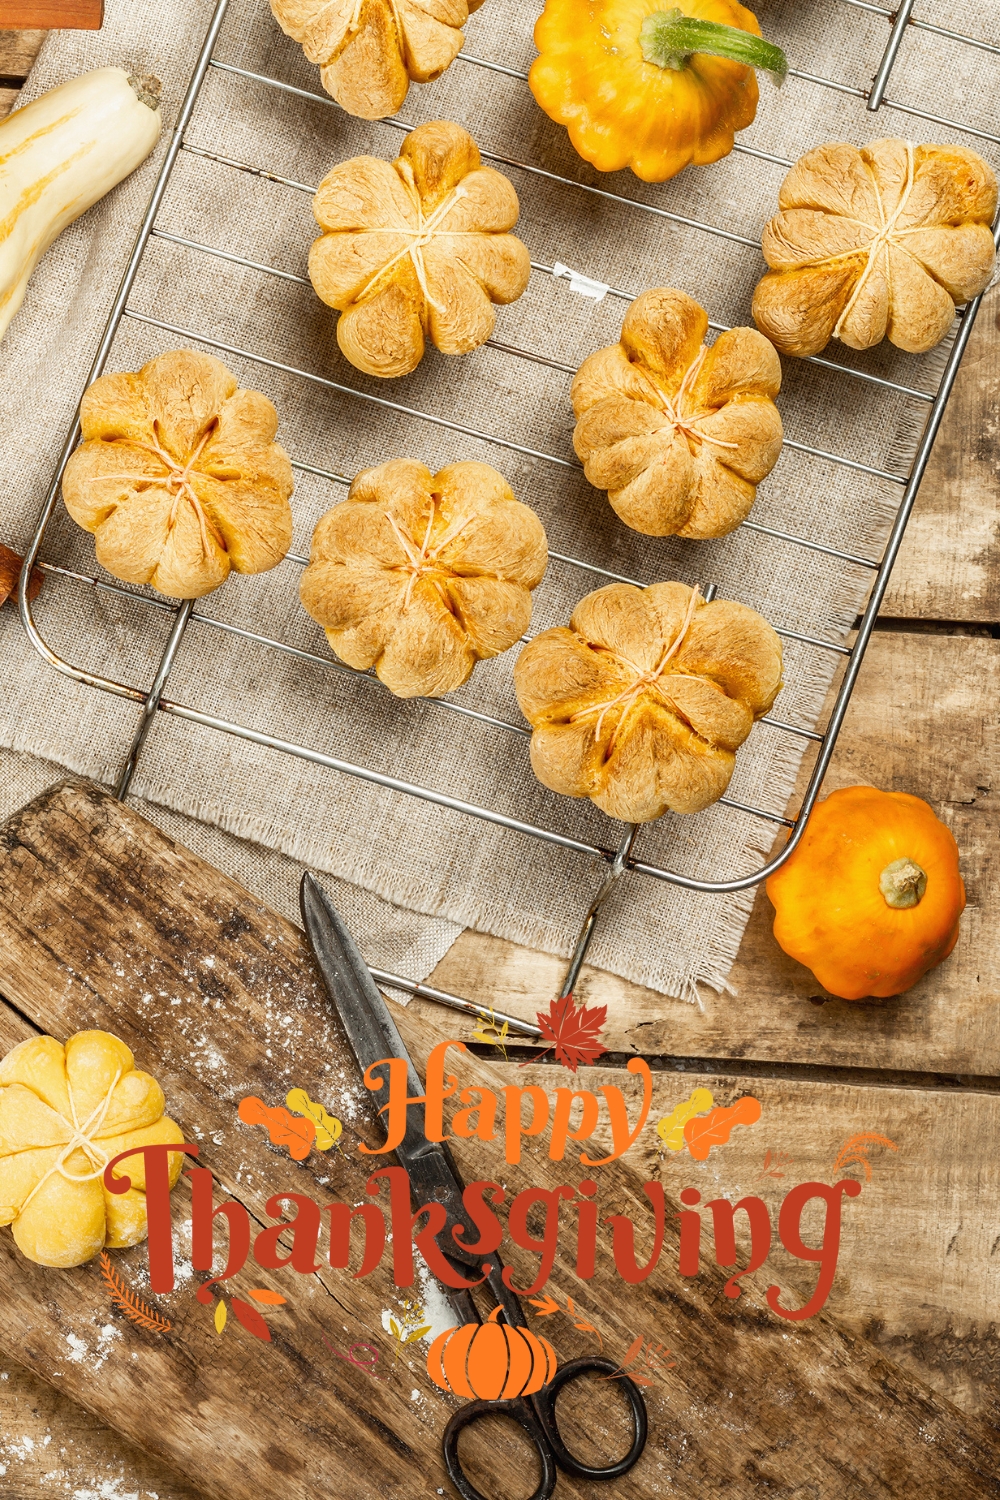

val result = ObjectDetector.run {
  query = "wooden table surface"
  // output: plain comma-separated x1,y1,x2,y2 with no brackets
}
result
2,28,999,1499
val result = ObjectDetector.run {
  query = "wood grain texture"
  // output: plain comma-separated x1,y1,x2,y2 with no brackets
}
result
0,3,99,29
428,631,1000,1075
0,1358,204,1500
0,783,998,1499
0,28,45,76
884,285,1000,621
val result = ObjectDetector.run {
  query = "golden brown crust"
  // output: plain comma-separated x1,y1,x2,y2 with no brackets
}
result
753,138,998,356
309,121,530,378
62,350,294,600
270,0,480,119
300,458,547,697
571,287,783,539
514,581,783,822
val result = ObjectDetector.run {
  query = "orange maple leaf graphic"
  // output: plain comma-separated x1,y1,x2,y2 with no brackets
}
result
238,1096,317,1160
534,994,607,1072
683,1097,761,1161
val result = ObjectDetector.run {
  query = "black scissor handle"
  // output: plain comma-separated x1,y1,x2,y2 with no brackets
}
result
442,1396,558,1500
530,1357,648,1481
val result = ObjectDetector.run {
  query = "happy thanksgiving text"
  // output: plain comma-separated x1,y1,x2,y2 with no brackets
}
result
104,1042,861,1322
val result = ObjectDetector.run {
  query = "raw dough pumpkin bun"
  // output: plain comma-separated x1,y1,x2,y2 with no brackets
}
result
301,458,548,698
752,138,998,357
270,0,486,121
514,581,783,823
308,120,531,379
572,286,783,539
0,1030,185,1269
62,349,294,600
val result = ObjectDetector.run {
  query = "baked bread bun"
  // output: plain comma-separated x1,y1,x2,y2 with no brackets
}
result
572,287,783,539
514,581,783,822
309,120,531,378
301,458,548,697
270,0,485,120
62,350,294,600
752,138,998,356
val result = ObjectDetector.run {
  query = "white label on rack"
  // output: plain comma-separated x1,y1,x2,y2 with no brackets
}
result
552,262,610,302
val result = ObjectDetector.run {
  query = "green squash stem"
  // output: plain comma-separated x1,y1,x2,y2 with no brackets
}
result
639,8,788,86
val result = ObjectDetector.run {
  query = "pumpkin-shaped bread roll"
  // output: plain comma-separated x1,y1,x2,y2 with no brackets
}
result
62,350,294,600
572,288,783,539
301,458,548,697
752,139,998,356
514,581,782,822
0,1030,185,1269
309,120,531,379
270,0,485,120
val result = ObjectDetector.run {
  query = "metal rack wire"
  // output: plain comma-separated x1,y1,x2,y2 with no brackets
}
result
17,0,1000,1019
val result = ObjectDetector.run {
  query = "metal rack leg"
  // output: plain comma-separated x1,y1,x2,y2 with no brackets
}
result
558,824,640,998
868,0,916,110
114,600,194,799
556,579,721,998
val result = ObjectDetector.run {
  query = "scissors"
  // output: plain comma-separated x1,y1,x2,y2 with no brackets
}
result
300,873,648,1500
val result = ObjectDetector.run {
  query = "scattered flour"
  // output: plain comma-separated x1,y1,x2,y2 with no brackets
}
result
71,1483,140,1500
416,1264,460,1342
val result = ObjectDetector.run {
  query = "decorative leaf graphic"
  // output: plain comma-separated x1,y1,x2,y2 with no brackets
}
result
656,1088,715,1152
389,1318,401,1340
527,1294,560,1317
832,1132,898,1182
683,1096,762,1161
618,1336,645,1372
572,1317,604,1349
214,1301,227,1335
757,1147,794,1181
601,1336,650,1384
405,1326,432,1344
232,1297,273,1342
238,1095,316,1160
601,1335,675,1385
534,993,608,1073
527,1292,602,1350
286,1088,342,1151
248,1289,287,1305
473,1009,511,1059
99,1253,172,1334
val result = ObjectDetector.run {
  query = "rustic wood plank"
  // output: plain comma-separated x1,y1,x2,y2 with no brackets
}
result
0,1358,205,1499
0,4,99,30
883,285,1000,621
0,782,998,1498
427,631,999,1075
0,86,18,120
0,29,45,78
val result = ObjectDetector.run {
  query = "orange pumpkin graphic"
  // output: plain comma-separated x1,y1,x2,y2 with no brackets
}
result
427,1307,558,1401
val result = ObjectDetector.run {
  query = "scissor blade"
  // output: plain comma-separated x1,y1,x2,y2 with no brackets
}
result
300,871,479,1223
300,872,431,1153
301,875,511,1323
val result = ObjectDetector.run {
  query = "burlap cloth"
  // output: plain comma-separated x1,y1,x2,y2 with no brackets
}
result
1,0,996,1002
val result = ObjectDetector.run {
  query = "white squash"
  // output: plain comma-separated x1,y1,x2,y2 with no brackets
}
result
0,67,162,343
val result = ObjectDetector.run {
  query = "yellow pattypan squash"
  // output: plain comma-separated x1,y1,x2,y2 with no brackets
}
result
529,1,786,183
0,1030,185,1268
766,786,966,1001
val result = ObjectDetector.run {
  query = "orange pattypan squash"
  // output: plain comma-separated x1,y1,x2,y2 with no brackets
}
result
529,1,787,184
766,786,965,1001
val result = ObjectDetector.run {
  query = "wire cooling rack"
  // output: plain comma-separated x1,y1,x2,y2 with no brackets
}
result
17,0,1000,1020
